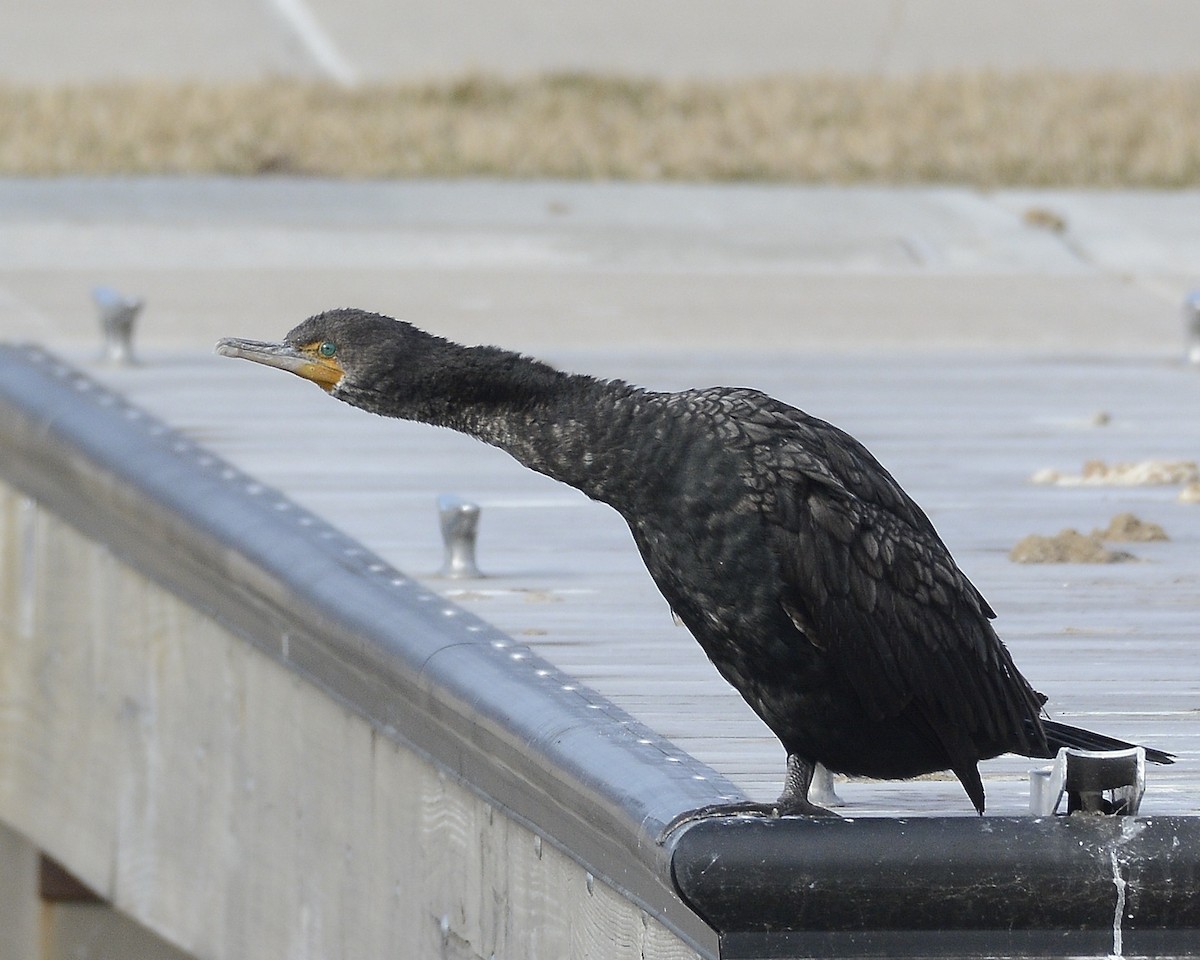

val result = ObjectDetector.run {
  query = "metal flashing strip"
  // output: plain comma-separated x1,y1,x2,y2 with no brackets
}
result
0,344,734,955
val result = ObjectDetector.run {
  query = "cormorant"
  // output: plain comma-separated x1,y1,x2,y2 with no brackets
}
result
217,309,1172,814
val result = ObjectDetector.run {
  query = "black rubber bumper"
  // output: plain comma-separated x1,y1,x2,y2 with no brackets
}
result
671,814,1200,958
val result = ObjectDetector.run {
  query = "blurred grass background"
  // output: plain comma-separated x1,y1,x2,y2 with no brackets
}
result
3,72,1199,185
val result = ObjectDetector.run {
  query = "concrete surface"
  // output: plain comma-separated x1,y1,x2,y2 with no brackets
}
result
0,179,1196,360
2,0,1199,84
2,0,1194,360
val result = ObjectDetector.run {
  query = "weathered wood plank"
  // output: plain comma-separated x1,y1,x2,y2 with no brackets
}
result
0,489,705,959
0,821,38,959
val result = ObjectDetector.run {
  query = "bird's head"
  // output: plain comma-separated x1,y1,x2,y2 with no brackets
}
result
218,307,571,429
216,308,446,398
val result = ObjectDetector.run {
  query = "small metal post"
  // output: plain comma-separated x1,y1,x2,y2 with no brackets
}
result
807,763,843,808
92,286,144,365
437,494,483,578
1184,290,1200,366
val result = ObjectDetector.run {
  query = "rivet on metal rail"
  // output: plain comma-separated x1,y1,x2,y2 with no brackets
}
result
92,286,144,365
437,494,483,579
1029,747,1147,816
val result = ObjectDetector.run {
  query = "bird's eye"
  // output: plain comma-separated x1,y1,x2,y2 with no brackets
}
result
318,340,337,359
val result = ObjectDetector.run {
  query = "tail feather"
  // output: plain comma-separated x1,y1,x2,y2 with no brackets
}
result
1041,719,1174,765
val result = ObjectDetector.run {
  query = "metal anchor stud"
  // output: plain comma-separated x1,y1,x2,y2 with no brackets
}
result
1184,289,1200,366
93,285,144,365
437,494,483,578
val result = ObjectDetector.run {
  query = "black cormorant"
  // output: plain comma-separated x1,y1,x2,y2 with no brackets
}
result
217,309,1172,814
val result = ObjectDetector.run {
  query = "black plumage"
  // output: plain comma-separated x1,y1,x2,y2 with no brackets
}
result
217,309,1172,814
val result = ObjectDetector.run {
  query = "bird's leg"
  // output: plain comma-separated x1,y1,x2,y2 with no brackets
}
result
775,755,839,816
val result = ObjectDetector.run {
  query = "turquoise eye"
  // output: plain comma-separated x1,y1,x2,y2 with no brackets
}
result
318,340,337,358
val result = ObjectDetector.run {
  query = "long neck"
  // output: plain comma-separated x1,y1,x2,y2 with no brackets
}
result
460,374,655,508
340,344,664,509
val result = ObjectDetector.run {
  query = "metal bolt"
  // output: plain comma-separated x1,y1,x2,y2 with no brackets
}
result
92,286,144,365
437,494,483,578
1183,290,1200,366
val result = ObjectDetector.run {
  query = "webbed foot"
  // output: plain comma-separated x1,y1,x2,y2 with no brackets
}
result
663,755,842,836
663,798,835,836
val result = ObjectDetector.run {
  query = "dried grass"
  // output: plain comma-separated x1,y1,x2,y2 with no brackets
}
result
3,72,1200,185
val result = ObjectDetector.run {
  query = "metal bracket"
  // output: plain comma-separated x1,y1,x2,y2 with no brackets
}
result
1029,747,1147,816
